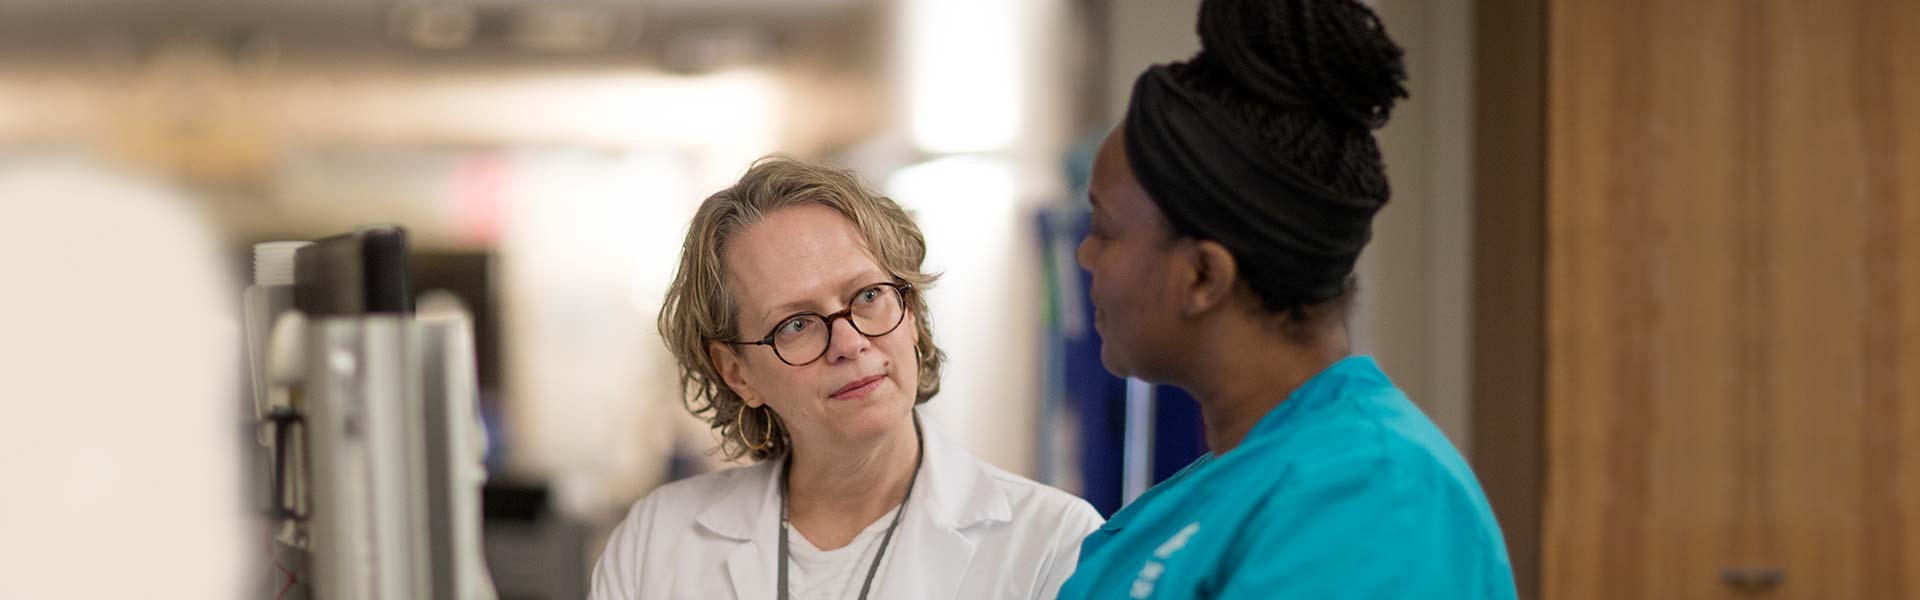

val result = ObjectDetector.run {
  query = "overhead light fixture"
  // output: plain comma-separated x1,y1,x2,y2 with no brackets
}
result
901,0,1022,154
389,3,477,51
659,28,774,74
510,6,617,52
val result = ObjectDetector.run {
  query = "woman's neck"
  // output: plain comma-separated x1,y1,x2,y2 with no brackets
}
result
783,412,921,550
1187,328,1350,455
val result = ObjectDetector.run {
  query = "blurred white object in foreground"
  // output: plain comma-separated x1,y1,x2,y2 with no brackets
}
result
0,157,246,599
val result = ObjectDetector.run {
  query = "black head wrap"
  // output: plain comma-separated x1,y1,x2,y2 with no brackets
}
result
1122,0,1407,309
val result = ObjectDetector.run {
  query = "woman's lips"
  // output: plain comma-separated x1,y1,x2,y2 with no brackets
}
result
830,374,887,400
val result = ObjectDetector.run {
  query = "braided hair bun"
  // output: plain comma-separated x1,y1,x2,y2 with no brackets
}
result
1170,0,1409,206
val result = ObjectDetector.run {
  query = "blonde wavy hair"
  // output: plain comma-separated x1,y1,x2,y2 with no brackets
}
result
659,156,945,461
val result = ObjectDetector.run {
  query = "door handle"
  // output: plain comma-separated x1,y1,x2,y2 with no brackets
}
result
1719,565,1785,594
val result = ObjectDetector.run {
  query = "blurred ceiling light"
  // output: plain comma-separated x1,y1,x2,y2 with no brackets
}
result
886,155,1017,215
510,5,618,52
659,28,774,74
390,3,477,50
268,70,779,183
902,0,1022,154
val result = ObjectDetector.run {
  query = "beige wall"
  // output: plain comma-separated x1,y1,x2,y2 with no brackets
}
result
1361,0,1476,453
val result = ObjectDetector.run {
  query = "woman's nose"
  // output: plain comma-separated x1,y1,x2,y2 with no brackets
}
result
823,315,872,363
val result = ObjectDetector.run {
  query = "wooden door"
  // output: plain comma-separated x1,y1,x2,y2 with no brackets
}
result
1544,0,1920,598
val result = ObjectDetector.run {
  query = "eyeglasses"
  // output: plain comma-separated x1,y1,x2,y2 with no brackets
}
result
723,282,913,367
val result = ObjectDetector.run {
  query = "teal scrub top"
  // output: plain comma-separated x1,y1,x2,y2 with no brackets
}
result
1057,357,1517,600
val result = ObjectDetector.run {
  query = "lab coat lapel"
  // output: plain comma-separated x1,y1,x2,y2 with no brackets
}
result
723,536,776,600
870,422,1010,599
698,460,782,600
876,510,978,600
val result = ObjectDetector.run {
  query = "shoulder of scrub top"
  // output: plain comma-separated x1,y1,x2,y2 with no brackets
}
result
1223,381,1481,503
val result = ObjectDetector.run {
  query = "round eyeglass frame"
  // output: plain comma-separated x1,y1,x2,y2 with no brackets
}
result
720,282,914,367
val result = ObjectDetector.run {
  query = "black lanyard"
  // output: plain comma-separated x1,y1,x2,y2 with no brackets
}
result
776,418,924,600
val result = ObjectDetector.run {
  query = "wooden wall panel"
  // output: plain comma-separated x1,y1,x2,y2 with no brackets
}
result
1751,1,1920,597
1544,0,1919,598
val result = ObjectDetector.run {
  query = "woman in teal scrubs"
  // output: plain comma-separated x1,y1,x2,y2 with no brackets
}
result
1059,0,1516,598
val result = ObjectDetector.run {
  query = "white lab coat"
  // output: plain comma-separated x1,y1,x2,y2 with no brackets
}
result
589,421,1105,600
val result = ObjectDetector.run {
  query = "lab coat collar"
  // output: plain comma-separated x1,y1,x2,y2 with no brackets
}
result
915,418,1016,530
695,412,1011,540
696,411,1011,598
702,459,779,599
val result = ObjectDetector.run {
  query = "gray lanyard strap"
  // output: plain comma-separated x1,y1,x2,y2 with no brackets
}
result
777,418,924,600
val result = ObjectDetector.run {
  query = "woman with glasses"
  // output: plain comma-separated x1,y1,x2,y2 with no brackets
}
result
1056,0,1514,598
590,157,1103,600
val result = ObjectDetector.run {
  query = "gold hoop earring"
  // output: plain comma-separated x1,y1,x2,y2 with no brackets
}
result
738,404,773,452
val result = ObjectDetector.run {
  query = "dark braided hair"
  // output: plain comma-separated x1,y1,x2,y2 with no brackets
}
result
1168,0,1408,330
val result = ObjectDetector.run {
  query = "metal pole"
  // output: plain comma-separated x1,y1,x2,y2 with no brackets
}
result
1121,377,1155,505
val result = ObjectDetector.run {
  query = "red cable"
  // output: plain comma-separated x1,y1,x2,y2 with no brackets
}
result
266,525,299,599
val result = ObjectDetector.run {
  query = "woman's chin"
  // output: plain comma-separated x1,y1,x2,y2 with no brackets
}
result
825,396,913,441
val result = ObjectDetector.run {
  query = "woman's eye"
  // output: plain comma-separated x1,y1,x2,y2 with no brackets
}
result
1087,221,1109,240
858,287,881,304
781,318,809,335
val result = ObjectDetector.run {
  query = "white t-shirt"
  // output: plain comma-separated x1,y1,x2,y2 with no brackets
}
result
783,507,900,600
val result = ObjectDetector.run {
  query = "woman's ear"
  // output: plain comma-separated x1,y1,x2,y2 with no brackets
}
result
708,342,760,407
1180,239,1240,318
